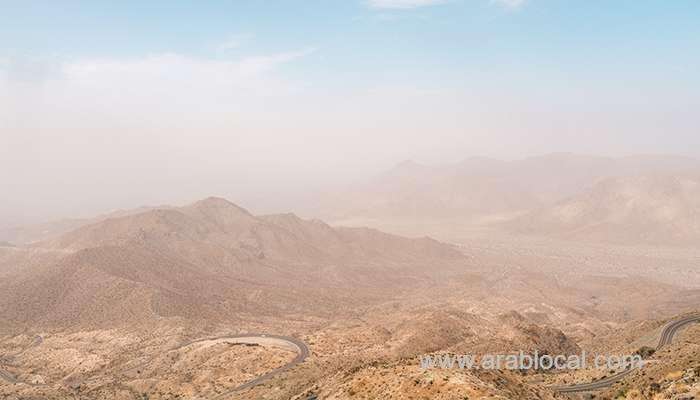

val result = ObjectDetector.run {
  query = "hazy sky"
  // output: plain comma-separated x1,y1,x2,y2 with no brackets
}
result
1,1,699,224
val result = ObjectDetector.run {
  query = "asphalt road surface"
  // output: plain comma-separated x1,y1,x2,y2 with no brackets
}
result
0,369,17,384
3,316,697,396
0,333,310,398
552,313,700,394
203,334,310,398
120,333,310,398
0,335,43,387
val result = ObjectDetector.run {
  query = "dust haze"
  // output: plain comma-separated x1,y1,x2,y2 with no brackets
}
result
2,49,700,225
3,2,700,400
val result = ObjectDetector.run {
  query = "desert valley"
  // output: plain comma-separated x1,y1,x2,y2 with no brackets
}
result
1,154,699,400
3,2,699,398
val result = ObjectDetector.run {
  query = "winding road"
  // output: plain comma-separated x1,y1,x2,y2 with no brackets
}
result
202,334,310,398
0,335,44,387
552,314,700,394
0,370,17,385
0,333,309,398
3,315,698,397
128,333,310,398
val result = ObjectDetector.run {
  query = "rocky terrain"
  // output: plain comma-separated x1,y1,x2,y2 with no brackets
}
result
0,206,165,246
0,197,466,333
1,189,699,399
600,322,700,399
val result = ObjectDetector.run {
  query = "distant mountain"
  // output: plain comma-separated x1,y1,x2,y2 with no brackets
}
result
507,174,700,245
0,197,467,331
317,157,541,220
44,197,462,269
318,153,700,222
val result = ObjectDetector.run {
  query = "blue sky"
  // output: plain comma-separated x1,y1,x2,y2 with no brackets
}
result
3,0,699,87
1,1,700,221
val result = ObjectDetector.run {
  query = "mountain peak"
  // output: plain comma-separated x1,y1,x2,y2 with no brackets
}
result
188,197,252,215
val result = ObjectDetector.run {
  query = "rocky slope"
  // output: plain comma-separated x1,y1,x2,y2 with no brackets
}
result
508,174,700,245
0,197,469,331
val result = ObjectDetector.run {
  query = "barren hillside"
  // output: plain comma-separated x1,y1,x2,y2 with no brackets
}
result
508,174,700,245
318,154,700,223
0,207,165,246
0,197,468,332
2,196,700,400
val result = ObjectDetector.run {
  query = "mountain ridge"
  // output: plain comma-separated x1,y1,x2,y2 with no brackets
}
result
0,197,469,331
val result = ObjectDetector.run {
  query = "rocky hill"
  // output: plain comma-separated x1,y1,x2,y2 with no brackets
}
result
508,174,700,245
0,197,468,331
318,153,700,223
